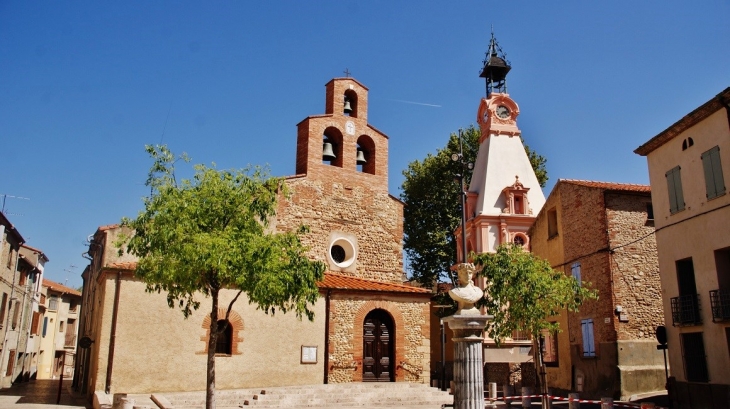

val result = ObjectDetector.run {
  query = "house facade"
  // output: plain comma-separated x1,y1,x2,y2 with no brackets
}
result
529,179,665,400
635,87,730,408
0,214,48,387
37,279,81,380
74,77,432,401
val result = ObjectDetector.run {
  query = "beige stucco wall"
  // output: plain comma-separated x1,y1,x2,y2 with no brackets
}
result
644,108,730,386
94,274,325,395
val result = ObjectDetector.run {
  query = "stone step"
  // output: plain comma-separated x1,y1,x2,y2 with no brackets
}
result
145,383,452,409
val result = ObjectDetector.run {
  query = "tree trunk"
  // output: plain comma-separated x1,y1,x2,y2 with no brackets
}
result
206,289,219,409
534,338,549,409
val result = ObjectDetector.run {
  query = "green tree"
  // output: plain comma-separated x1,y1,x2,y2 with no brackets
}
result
120,145,325,409
401,125,548,286
473,244,597,406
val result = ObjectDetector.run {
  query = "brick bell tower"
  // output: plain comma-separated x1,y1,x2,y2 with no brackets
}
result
279,76,403,284
295,77,389,185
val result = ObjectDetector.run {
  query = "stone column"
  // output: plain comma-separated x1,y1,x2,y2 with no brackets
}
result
443,314,490,409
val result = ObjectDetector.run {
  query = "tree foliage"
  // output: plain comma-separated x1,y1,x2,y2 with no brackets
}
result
401,125,548,286
473,244,597,344
119,145,325,409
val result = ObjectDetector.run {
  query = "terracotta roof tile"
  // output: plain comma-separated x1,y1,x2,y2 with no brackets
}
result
559,179,651,193
98,263,430,294
318,273,431,294
43,278,81,296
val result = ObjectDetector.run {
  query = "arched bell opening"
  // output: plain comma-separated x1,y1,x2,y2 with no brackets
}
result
322,127,344,168
356,135,375,174
362,309,395,382
344,89,358,118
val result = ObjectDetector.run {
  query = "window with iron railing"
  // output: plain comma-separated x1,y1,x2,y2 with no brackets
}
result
671,294,702,326
710,290,730,322
510,329,531,342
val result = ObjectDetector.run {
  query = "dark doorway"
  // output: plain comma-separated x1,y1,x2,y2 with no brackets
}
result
363,309,394,382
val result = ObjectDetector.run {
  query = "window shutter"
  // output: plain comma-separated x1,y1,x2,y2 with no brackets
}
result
702,149,718,198
710,147,725,197
666,166,685,213
42,317,48,337
581,319,595,357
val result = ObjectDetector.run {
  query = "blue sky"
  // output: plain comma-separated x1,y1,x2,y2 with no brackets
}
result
1,1,728,288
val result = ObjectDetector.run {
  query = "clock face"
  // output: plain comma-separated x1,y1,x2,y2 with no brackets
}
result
496,105,510,119
482,109,489,123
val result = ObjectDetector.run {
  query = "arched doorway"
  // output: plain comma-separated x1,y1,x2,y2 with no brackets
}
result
363,309,394,382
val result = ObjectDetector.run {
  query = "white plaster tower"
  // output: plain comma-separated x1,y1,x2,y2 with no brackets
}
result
456,32,547,364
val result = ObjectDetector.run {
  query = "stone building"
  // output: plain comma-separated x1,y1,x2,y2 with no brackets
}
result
75,77,432,401
529,179,665,400
635,87,730,408
37,278,81,380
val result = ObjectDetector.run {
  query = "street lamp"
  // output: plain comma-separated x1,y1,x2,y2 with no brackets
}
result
451,129,474,265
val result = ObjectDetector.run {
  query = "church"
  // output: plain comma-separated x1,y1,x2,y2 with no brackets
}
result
74,77,433,400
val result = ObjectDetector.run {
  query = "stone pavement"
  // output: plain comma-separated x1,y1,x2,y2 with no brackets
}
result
0,380,89,409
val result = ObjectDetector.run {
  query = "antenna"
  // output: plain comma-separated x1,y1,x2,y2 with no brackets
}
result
0,194,30,215
63,264,78,286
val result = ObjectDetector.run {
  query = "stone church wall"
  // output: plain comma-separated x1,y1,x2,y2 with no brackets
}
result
276,175,404,283
327,294,430,384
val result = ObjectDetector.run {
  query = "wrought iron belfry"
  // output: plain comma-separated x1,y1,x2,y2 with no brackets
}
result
479,30,511,97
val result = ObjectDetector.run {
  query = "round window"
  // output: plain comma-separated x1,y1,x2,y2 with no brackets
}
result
330,245,346,263
328,238,356,268
513,235,525,246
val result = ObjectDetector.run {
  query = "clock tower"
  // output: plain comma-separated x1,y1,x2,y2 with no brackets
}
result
455,32,547,366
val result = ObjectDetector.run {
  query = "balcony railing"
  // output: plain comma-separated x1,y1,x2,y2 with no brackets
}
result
671,294,702,326
710,289,730,322
64,334,76,348
510,330,531,342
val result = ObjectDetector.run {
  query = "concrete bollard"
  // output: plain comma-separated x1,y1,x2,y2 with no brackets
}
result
601,397,613,408
489,382,498,399
640,404,655,409
522,386,533,408
568,392,580,409
503,384,514,406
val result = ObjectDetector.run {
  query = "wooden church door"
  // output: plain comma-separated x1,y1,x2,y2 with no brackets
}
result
362,309,394,382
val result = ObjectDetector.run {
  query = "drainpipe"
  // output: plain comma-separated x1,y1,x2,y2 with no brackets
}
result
104,272,122,394
323,289,331,384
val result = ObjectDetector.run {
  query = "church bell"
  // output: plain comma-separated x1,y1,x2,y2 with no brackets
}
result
343,98,353,114
322,142,336,160
356,149,367,164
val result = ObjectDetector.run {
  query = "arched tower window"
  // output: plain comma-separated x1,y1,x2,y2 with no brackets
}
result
356,135,375,174
344,89,358,118
323,127,344,168
215,319,233,355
